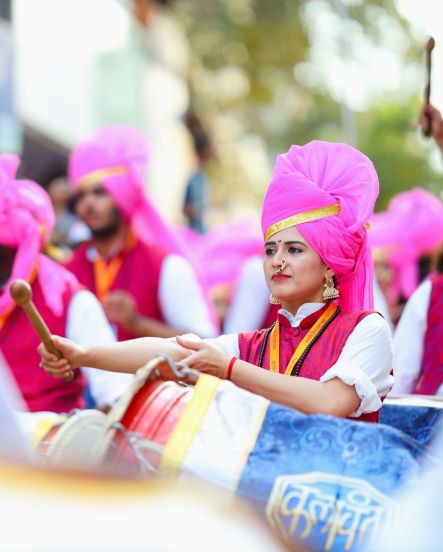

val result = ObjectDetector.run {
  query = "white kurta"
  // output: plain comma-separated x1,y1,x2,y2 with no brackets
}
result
66,290,133,407
180,303,394,417
158,254,217,338
391,279,440,394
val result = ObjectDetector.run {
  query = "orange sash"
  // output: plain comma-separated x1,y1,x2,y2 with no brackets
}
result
0,266,38,332
269,302,338,376
93,233,137,301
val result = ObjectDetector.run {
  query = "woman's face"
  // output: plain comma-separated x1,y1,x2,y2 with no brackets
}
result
263,226,329,312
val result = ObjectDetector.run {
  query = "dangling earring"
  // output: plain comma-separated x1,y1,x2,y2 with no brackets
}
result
269,294,281,305
323,273,339,301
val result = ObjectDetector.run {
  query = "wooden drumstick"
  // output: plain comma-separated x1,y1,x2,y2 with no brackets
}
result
423,36,435,138
10,279,74,382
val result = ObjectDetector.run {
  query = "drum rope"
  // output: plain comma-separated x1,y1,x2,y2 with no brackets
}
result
109,422,164,474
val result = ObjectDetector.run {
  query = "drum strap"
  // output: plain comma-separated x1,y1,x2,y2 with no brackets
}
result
160,374,220,472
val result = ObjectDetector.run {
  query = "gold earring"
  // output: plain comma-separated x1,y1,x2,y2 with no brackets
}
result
323,273,339,301
269,294,281,305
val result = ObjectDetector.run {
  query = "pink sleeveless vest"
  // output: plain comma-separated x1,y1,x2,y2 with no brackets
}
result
0,278,86,413
238,306,380,422
261,304,279,329
66,239,167,341
414,274,443,395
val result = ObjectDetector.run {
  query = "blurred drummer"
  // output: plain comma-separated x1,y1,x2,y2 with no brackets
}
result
390,104,443,396
0,155,131,413
40,141,393,421
65,125,217,340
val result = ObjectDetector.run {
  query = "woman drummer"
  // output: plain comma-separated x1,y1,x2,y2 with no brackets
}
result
39,141,393,422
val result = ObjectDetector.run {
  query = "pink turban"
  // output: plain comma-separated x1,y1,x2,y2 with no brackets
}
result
386,187,443,299
261,141,379,312
178,218,263,295
0,155,78,317
367,211,398,251
68,125,185,255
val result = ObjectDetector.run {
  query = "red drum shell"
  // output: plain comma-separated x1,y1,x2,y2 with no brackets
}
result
107,380,192,471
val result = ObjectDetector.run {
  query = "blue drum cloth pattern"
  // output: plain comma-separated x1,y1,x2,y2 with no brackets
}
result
160,375,423,552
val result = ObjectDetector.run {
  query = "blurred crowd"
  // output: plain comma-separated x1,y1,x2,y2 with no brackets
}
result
1,104,443,414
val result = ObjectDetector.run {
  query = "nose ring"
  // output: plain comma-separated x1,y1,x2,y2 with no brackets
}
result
275,258,286,275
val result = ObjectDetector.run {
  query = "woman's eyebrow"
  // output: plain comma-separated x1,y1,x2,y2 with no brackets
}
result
264,240,306,247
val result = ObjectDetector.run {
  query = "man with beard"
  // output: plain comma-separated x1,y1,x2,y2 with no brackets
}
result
65,125,217,341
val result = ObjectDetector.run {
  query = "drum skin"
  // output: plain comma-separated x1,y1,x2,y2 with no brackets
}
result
34,410,107,468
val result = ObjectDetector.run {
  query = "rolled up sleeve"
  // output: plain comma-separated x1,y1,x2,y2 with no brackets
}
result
320,313,394,417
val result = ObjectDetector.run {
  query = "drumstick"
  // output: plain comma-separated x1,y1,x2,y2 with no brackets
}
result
10,279,74,382
423,36,435,138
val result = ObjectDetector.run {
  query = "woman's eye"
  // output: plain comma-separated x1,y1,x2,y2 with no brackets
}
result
288,247,302,254
264,248,275,256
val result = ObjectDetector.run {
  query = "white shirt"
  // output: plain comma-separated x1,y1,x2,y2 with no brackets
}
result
184,303,393,417
66,290,133,407
392,279,436,394
159,255,217,338
373,276,394,333
86,247,217,338
0,352,29,460
224,255,269,333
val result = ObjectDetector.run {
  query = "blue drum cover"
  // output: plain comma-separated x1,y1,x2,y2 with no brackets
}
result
380,404,443,447
236,403,422,552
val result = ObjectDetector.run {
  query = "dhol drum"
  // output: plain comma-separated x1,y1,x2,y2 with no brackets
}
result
16,409,107,469
97,356,426,552
95,355,196,475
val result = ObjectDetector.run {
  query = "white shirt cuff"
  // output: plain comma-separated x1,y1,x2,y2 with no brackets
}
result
320,361,383,417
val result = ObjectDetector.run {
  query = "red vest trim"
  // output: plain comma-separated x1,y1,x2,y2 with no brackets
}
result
0,278,86,413
238,307,381,423
65,239,167,341
414,274,443,395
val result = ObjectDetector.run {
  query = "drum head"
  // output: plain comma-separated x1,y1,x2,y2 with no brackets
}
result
44,409,107,469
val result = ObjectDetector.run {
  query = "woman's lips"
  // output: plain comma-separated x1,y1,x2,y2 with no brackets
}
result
271,274,291,281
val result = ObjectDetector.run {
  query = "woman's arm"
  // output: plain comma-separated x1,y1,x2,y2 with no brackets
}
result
230,360,360,416
175,336,360,417
39,335,190,378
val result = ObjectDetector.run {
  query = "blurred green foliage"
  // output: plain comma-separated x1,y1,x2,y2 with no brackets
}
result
175,0,442,212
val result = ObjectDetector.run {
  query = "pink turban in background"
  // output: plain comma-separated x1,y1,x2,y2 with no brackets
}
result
367,211,398,251
261,141,379,312
68,125,186,255
178,218,263,296
386,187,443,299
0,154,78,317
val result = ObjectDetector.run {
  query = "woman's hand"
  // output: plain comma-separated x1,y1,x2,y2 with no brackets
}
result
38,336,87,379
175,335,231,379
